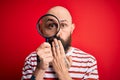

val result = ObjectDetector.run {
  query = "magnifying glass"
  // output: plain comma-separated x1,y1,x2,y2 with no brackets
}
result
36,14,60,42
36,14,60,62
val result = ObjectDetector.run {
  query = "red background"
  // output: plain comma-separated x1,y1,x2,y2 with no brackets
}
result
0,0,120,80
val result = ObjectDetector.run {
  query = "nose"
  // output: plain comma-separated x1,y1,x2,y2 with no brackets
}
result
56,28,61,37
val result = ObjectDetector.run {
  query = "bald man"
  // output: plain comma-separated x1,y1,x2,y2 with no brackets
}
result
22,6,99,80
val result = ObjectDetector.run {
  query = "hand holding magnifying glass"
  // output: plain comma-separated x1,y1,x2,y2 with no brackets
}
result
36,14,60,62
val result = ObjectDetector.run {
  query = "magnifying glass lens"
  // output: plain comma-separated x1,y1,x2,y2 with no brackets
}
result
37,14,60,38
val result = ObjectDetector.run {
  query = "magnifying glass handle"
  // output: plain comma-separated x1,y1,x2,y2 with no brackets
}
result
46,38,49,42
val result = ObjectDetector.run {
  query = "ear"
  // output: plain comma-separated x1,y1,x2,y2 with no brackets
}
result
71,23,75,34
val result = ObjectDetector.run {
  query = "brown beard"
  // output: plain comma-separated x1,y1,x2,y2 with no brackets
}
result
47,35,71,52
56,35,71,52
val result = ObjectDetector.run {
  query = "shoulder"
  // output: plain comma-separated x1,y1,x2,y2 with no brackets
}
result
25,51,37,63
71,47,97,62
22,51,37,79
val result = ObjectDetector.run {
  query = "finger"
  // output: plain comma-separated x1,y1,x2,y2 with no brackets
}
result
45,57,53,63
58,40,65,57
45,53,53,59
52,41,56,57
37,47,51,55
43,47,52,53
37,44,52,59
39,52,53,60
42,42,51,48
37,42,51,51
53,38,60,56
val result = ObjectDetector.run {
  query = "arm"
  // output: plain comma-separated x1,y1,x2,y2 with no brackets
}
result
22,42,53,80
33,42,53,80
32,62,46,80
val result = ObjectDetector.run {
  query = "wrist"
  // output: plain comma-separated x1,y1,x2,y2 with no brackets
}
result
37,61,49,70
56,70,72,80
33,68,46,80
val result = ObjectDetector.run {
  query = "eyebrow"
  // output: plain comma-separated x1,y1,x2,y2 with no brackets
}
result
47,19,54,22
47,19,69,23
59,20,68,22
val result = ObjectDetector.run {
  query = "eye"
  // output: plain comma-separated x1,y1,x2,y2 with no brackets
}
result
60,23,68,28
47,23,58,30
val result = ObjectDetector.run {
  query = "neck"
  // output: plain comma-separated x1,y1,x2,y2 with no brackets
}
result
66,46,72,53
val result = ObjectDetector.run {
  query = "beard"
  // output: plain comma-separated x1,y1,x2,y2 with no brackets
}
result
48,35,72,53
56,35,71,52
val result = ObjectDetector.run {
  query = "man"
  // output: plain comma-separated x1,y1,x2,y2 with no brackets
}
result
22,6,99,80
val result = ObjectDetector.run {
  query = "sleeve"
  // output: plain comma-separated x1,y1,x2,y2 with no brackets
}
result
21,53,37,80
83,56,99,80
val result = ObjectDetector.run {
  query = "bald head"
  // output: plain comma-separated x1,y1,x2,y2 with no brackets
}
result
47,6,72,23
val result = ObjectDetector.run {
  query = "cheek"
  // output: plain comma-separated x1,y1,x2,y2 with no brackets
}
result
60,30,71,41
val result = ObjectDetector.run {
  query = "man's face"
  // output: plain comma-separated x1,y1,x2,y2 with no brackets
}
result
47,19,73,52
46,6,75,52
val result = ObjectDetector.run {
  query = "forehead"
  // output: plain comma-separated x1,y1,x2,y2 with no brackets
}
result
59,19,72,24
59,19,68,22
47,7,72,23
51,14,71,23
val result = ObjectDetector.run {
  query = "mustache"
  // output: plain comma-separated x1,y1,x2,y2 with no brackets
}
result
46,36,60,45
47,35,71,52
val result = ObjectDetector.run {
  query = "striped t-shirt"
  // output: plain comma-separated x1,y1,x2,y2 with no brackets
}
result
22,47,99,80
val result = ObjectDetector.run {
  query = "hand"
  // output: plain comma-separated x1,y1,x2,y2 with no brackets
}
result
36,42,53,70
51,38,72,80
